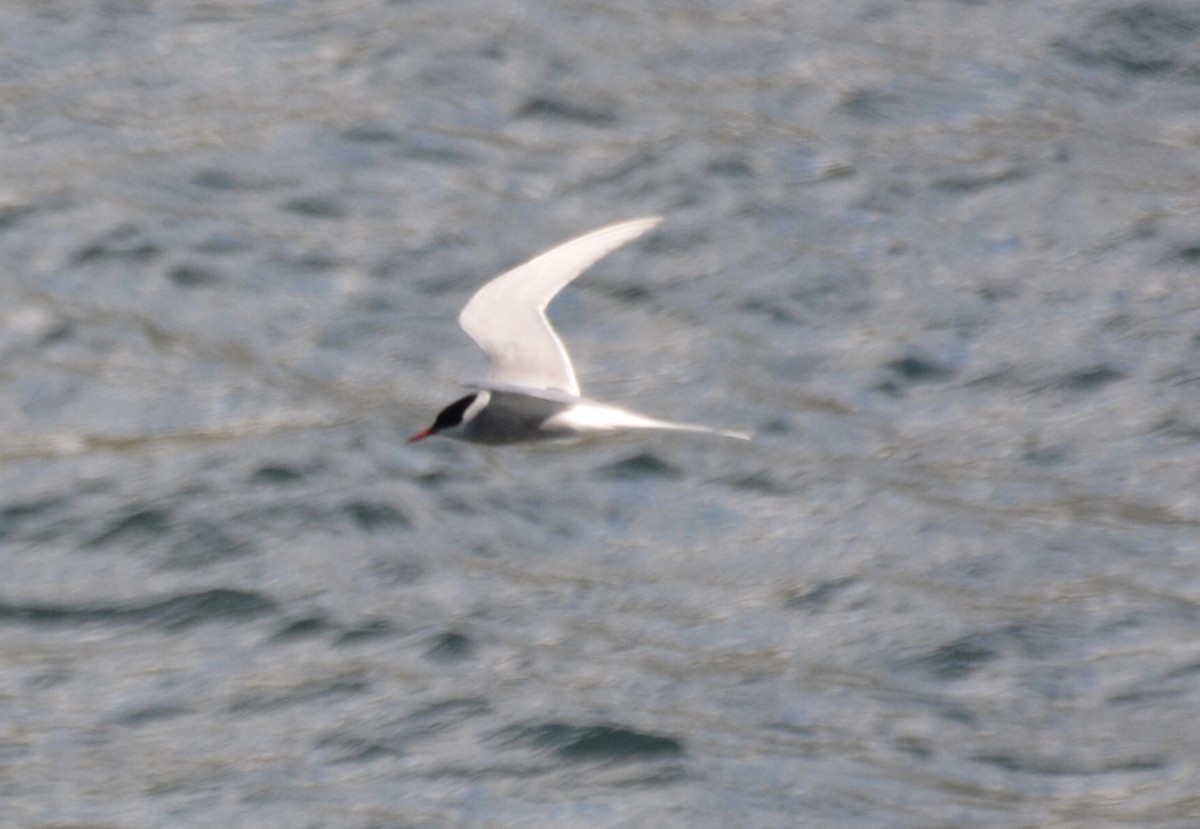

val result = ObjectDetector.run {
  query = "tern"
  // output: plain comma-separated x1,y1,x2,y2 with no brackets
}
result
409,217,749,445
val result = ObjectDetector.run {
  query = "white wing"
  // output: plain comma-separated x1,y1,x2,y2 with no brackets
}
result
458,217,662,396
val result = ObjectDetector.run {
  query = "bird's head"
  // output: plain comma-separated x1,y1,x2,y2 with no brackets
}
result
408,393,483,442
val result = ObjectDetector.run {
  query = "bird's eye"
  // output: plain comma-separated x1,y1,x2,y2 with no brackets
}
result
435,394,478,429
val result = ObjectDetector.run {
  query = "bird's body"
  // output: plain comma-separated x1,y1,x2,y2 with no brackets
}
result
409,218,748,445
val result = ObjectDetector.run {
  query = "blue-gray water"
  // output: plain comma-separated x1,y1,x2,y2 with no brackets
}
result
3,2,1200,826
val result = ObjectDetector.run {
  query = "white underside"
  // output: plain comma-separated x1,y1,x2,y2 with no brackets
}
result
543,401,750,439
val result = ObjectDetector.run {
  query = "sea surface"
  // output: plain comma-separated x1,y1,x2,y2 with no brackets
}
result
2,1,1200,827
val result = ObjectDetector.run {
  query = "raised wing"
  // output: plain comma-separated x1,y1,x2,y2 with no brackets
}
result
458,217,662,396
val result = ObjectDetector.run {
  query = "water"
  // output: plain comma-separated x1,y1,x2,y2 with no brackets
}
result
3,1,1200,826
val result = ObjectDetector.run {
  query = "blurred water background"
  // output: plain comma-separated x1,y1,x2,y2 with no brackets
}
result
3,1,1200,826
